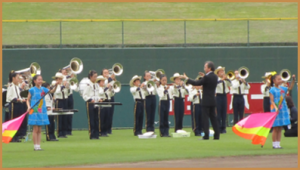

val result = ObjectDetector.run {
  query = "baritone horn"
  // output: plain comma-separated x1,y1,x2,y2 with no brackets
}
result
109,63,123,76
149,69,165,81
280,69,291,82
15,62,41,82
238,67,249,79
69,76,79,90
145,80,156,92
63,57,83,75
226,70,235,80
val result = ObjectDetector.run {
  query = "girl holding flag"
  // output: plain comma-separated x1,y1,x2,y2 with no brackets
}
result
269,73,296,149
26,75,58,151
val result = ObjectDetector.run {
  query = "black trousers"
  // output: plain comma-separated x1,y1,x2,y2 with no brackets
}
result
100,100,110,136
174,97,184,132
202,106,220,139
159,100,170,136
284,126,298,137
4,107,10,122
9,102,26,140
107,96,115,134
263,97,271,112
233,95,245,125
19,102,28,137
66,94,74,135
86,102,100,139
134,100,144,136
145,95,156,132
192,104,203,135
216,94,227,131
46,115,57,141
56,99,68,137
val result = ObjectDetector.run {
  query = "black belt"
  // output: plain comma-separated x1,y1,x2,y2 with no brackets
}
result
147,95,156,97
56,99,67,101
135,99,144,102
233,94,244,97
174,97,184,99
216,93,227,96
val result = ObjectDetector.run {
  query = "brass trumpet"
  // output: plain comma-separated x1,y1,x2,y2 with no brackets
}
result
226,70,235,81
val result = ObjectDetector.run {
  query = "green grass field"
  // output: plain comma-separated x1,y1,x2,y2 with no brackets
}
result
2,2,298,45
2,128,298,168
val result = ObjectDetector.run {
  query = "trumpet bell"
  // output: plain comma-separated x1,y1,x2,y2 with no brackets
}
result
63,58,83,75
112,81,122,93
149,69,165,81
109,63,123,76
280,69,291,81
226,70,235,81
146,80,156,92
238,67,249,79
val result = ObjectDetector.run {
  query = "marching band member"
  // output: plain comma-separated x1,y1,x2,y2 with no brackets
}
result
170,73,189,132
231,70,250,124
43,82,58,141
156,74,172,137
18,75,29,139
27,75,58,151
261,72,273,112
130,75,145,136
101,69,116,135
142,71,157,132
53,72,69,138
97,75,110,137
215,66,231,134
6,71,26,142
82,70,101,140
61,68,75,136
188,77,203,136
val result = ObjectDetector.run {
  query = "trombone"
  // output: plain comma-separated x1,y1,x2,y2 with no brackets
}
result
108,63,123,76
149,69,165,81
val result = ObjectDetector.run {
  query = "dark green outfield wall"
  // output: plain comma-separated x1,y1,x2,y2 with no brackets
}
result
2,47,298,129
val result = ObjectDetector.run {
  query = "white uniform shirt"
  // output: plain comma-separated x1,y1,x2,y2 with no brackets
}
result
6,83,23,102
261,83,270,97
230,79,250,95
82,79,100,102
216,78,231,94
105,78,116,97
54,83,69,100
98,85,112,100
170,84,189,98
188,88,202,104
142,81,157,96
130,86,145,100
45,93,54,109
156,85,172,101
63,75,74,96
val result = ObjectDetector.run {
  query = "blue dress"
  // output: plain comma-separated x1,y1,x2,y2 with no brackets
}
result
28,86,50,126
269,86,291,127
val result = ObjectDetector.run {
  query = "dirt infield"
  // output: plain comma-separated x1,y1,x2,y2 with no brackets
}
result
69,154,297,168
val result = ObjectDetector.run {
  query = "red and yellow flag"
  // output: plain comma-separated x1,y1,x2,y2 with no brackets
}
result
232,112,277,146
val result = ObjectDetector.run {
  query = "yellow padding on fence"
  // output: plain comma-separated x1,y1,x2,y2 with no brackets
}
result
2,18,298,22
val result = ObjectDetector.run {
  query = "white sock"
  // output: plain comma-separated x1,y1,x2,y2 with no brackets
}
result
272,142,277,147
277,141,281,147
34,145,38,149
37,145,41,149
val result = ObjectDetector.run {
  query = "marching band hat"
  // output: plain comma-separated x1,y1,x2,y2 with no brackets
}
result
129,75,142,87
52,72,64,80
170,73,182,82
214,66,225,75
96,75,106,82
